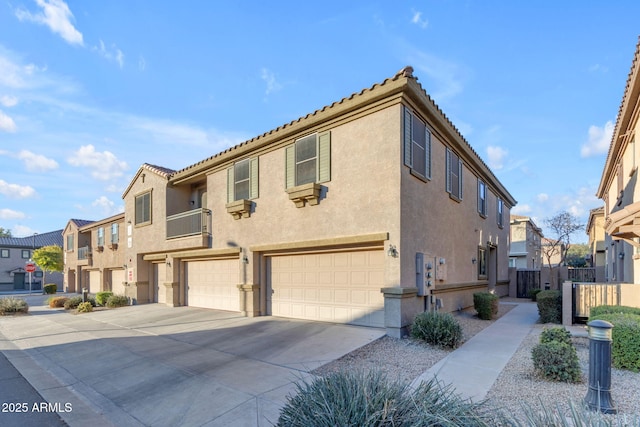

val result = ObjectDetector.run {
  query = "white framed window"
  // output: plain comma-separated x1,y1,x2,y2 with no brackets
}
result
21,250,30,259
66,234,74,252
0,249,8,258
497,198,504,228
111,223,119,244
285,132,331,188
446,148,463,200
227,158,259,202
403,107,432,180
97,227,104,246
478,179,487,217
135,191,151,225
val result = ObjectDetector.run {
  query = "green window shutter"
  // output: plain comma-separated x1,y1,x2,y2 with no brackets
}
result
458,159,463,199
404,107,412,167
285,145,295,189
227,166,234,203
425,128,431,179
249,157,259,199
446,149,451,193
318,131,331,183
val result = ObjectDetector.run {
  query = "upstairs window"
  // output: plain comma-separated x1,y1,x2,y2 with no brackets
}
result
446,148,463,200
22,250,30,259
403,107,432,180
135,191,151,225
227,158,259,202
478,179,487,217
497,198,504,228
0,249,8,258
111,223,119,244
285,132,331,188
97,227,104,246
66,234,74,252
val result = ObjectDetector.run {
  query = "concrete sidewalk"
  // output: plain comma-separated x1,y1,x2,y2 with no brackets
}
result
411,302,540,402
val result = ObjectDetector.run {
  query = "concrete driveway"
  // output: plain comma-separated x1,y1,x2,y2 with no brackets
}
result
0,294,384,426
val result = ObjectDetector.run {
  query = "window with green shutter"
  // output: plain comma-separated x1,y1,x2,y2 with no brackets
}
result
285,132,331,188
403,107,431,180
227,158,259,203
446,148,463,201
135,191,151,225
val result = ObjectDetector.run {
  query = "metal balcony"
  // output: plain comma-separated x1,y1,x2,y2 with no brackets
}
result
166,208,211,239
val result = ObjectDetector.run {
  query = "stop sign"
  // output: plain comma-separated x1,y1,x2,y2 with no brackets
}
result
25,263,36,273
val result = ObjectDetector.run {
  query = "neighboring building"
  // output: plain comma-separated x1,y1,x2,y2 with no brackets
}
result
509,215,543,269
63,66,516,337
0,230,63,291
63,215,125,295
586,207,606,281
540,237,565,267
596,38,640,284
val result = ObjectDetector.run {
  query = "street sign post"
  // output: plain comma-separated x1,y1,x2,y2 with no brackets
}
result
25,262,35,294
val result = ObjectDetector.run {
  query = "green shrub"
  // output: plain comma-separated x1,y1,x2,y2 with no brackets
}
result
276,370,498,427
64,295,97,310
0,297,29,315
77,301,93,313
536,290,562,324
530,288,542,301
589,305,640,320
411,311,462,349
532,341,581,382
521,399,640,426
540,326,572,345
43,283,57,294
96,291,113,306
48,296,68,308
473,292,499,320
106,294,130,308
590,313,640,372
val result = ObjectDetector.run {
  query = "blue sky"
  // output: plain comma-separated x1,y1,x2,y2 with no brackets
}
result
0,1,638,243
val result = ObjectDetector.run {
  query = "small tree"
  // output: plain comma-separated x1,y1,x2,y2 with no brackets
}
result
0,227,11,237
32,245,63,285
541,211,584,288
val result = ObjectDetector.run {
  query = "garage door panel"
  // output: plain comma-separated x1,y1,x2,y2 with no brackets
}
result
111,270,125,296
271,249,384,327
89,271,101,294
186,259,239,311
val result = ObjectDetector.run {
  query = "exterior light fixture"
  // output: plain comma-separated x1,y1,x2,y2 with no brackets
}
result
387,245,398,258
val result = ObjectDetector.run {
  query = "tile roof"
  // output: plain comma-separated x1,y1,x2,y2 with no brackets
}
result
0,229,63,248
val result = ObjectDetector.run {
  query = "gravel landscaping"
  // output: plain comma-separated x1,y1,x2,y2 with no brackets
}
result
313,300,640,424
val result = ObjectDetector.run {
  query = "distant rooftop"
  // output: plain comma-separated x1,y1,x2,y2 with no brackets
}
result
0,229,63,248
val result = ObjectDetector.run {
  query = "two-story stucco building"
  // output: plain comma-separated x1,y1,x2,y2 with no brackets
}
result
63,67,516,336
597,38,640,284
509,215,543,269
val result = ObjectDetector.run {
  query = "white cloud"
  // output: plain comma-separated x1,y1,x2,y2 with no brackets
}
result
0,208,26,220
12,225,37,237
260,68,282,96
17,150,59,172
0,95,18,107
91,196,123,216
411,10,429,29
0,110,17,132
486,146,508,170
537,193,549,202
15,0,84,46
0,180,36,198
94,40,125,69
511,204,532,215
581,120,614,157
138,56,147,72
407,50,466,102
67,144,128,181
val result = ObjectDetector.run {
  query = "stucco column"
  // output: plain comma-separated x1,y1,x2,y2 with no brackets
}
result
381,287,420,338
237,284,260,317
562,280,573,326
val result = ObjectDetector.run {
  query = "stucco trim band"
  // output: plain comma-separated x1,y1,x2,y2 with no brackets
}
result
250,232,389,253
142,247,241,261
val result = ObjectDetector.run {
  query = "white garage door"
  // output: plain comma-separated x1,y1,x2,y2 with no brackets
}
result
185,259,239,311
111,269,125,295
89,270,101,294
270,249,385,327
154,263,166,304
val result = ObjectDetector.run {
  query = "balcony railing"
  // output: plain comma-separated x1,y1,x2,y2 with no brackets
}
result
166,208,211,239
78,246,91,260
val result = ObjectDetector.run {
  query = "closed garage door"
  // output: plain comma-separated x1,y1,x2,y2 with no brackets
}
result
154,263,166,304
270,249,385,327
88,270,101,294
111,269,125,295
185,259,239,311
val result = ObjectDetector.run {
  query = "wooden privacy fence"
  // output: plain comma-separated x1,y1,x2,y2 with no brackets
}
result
516,269,540,298
572,282,621,322
568,268,596,283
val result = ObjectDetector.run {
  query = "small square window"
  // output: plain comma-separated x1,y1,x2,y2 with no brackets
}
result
0,249,8,258
22,250,30,259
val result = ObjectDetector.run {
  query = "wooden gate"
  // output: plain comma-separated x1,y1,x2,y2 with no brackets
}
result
517,270,540,298
573,283,621,322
